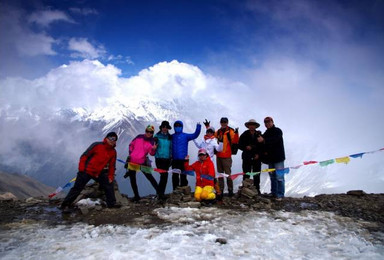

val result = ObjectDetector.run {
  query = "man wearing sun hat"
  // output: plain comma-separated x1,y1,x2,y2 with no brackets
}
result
257,117,286,200
238,119,263,195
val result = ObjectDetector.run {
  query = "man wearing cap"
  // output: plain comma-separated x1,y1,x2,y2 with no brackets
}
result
60,132,119,211
214,117,239,197
154,121,172,200
239,119,263,194
257,117,286,200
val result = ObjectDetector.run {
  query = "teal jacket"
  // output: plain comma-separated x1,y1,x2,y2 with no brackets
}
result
154,131,172,159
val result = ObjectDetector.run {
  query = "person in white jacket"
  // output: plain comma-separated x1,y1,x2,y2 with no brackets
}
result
193,126,223,161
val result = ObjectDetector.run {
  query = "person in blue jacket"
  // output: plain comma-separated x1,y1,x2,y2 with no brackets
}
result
154,121,173,200
171,120,201,190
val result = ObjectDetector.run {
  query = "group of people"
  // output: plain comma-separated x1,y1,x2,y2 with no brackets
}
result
60,116,285,210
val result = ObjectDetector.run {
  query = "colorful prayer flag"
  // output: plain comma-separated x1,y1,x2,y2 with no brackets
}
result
319,159,335,167
335,156,350,164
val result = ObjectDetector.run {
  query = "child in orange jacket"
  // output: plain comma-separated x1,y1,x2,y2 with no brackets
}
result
184,148,216,201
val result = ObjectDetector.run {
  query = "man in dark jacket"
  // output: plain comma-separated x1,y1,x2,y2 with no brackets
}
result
60,132,120,210
238,119,263,194
257,117,286,200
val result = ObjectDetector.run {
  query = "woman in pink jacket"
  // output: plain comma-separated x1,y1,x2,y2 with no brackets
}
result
124,125,159,202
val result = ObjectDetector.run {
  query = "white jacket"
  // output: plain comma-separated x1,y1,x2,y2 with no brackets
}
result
193,136,223,160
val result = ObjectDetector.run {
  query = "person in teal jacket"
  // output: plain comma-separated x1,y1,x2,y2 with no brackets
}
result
154,121,172,200
171,120,201,190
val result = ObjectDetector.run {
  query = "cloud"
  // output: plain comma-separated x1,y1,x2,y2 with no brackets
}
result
68,38,107,59
28,10,75,27
0,3,57,57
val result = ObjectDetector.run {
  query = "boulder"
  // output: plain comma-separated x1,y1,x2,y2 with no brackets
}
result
0,192,18,201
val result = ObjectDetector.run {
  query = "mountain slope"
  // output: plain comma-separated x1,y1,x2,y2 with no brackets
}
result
0,171,54,199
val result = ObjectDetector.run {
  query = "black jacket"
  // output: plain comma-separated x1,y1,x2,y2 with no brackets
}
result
238,130,262,160
261,125,285,164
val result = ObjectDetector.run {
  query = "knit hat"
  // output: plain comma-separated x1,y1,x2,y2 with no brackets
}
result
159,120,172,130
244,119,260,128
105,132,118,141
146,125,155,132
198,148,208,156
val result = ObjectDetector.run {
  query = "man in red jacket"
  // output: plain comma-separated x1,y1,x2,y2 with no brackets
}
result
60,132,120,210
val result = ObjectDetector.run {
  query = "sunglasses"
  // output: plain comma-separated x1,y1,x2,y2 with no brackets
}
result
146,131,154,134
108,136,117,141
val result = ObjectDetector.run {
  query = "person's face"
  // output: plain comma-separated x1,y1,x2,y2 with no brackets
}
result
264,120,274,129
161,126,169,134
198,154,207,161
248,124,257,131
145,130,154,138
106,136,117,146
206,130,214,136
220,122,228,129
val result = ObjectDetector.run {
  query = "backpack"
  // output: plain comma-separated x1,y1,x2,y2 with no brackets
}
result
227,131,238,155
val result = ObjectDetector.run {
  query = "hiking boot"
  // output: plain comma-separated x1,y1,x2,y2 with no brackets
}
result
228,190,234,197
131,196,141,203
60,205,72,214
108,203,122,208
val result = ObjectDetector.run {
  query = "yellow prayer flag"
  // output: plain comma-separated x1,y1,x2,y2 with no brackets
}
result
128,163,141,171
335,157,350,164
261,168,276,173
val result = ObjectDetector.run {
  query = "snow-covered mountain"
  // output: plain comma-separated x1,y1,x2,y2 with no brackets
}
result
0,97,208,196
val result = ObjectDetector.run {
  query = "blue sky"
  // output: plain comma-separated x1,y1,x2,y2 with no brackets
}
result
1,0,384,193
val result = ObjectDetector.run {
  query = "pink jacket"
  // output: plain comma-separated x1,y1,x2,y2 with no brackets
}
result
129,134,156,165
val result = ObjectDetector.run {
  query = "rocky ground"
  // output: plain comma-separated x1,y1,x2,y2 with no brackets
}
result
1,187,383,236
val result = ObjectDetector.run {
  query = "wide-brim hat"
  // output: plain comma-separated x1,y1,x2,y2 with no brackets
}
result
244,119,260,128
159,120,172,130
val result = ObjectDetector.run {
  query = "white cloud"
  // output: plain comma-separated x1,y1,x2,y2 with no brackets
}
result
0,4,57,57
68,38,106,59
28,10,75,27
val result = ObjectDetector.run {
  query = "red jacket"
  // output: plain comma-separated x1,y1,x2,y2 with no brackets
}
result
78,139,117,181
184,156,215,187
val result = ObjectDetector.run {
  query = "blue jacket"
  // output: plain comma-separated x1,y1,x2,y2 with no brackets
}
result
154,131,172,159
172,120,201,160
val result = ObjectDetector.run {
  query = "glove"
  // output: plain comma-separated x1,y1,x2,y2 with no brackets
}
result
217,136,223,143
123,171,130,179
203,119,210,128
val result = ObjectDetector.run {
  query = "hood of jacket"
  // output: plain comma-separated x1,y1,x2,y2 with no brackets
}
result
174,120,184,133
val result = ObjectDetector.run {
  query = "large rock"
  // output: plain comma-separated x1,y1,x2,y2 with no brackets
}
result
0,192,18,201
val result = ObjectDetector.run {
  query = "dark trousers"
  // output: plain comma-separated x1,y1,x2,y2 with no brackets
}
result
155,158,171,196
172,159,188,190
61,171,116,207
242,158,262,192
128,170,159,198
